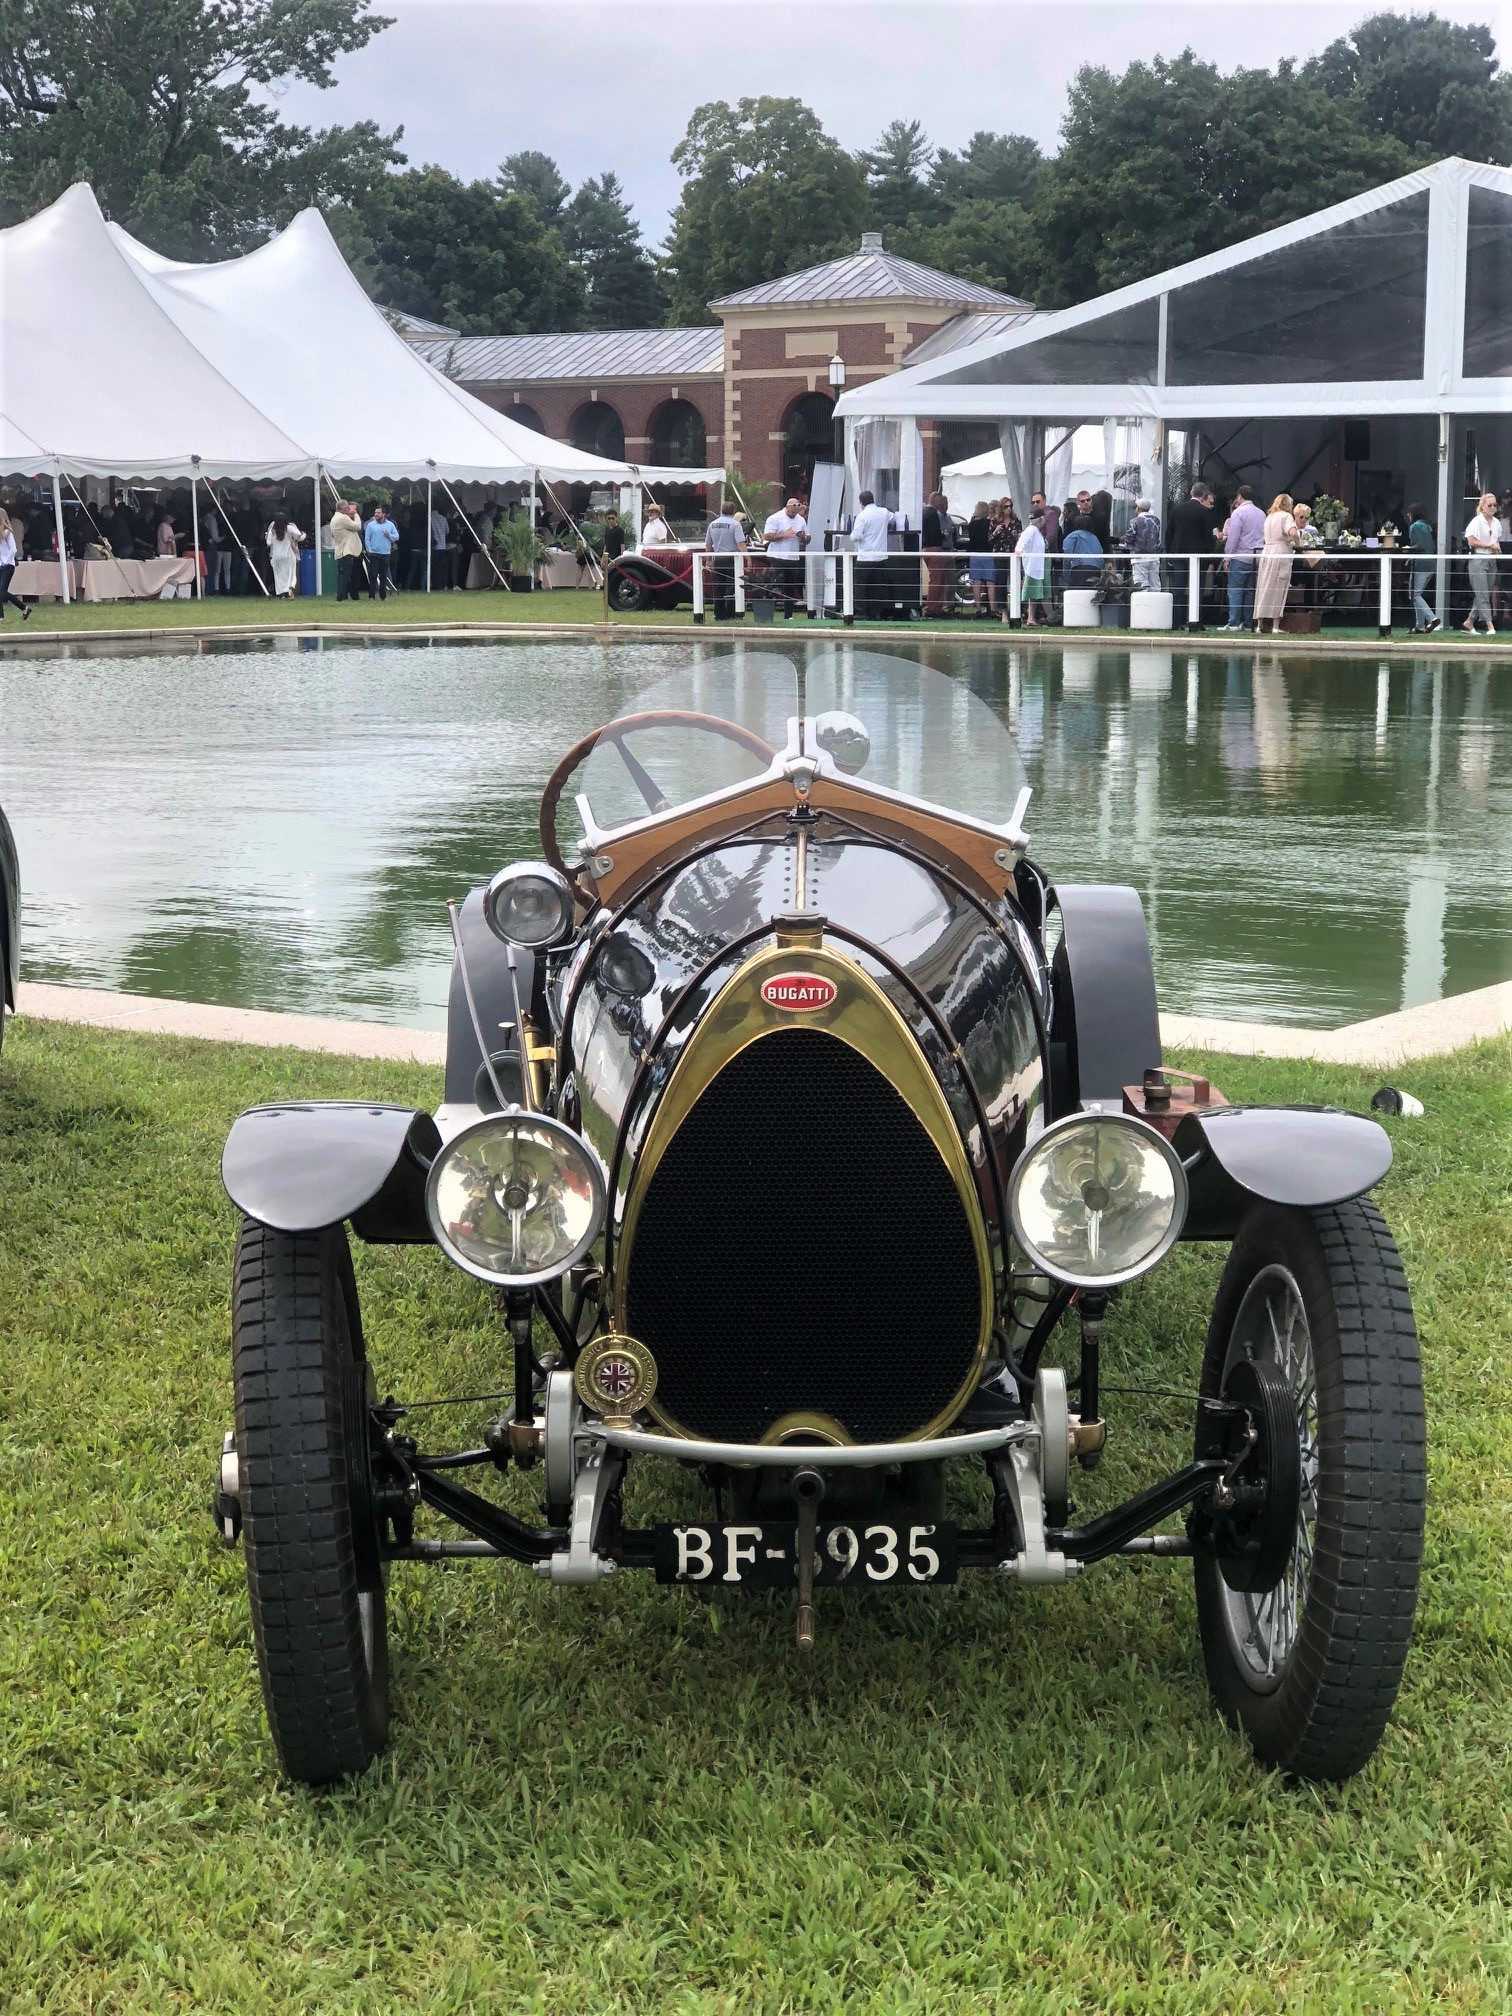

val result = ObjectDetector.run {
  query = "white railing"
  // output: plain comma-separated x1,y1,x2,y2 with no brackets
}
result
629,544,1494,635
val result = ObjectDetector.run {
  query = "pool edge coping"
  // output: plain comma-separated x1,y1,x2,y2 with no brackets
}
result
3,618,1511,661
14,978,1511,1072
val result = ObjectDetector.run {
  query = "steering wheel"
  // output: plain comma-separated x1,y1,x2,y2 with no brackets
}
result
539,709,776,884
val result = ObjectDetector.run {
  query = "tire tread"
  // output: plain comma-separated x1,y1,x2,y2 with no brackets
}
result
231,1218,387,1784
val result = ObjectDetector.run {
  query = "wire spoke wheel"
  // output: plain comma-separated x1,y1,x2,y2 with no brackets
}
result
1192,1200,1425,1782
1217,1264,1318,1690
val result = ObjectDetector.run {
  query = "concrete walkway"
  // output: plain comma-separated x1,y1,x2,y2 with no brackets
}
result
16,977,1511,1071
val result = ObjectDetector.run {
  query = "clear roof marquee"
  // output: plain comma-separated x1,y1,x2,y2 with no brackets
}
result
834,159,1512,420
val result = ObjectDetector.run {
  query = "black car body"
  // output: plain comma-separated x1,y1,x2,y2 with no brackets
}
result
217,650,1424,1786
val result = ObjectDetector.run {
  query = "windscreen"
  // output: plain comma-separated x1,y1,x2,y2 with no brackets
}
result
803,650,1028,829
575,652,798,834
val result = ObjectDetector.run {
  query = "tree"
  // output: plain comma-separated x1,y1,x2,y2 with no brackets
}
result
1034,52,1415,304
497,147,570,226
563,171,664,327
663,96,869,322
350,166,584,334
1305,11,1511,161
859,117,934,232
929,130,1045,211
0,0,397,252
890,199,1040,303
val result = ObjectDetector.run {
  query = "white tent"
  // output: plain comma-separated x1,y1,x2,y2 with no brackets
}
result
0,184,312,481
0,184,722,492
106,206,721,488
940,431,1118,516
0,411,53,479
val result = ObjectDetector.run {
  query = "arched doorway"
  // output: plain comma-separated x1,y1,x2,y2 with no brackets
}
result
781,392,834,503
647,398,708,469
508,403,547,434
569,401,625,460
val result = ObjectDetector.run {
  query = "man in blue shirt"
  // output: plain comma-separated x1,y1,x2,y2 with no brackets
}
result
364,504,400,601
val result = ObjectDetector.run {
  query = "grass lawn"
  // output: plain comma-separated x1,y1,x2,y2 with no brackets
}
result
5,591,1509,650
2,1016,1509,2012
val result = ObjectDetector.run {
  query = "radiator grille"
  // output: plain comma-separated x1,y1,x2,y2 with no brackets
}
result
622,1028,983,1444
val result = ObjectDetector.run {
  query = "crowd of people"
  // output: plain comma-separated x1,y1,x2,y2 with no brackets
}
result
0,484,640,601
912,477,1511,634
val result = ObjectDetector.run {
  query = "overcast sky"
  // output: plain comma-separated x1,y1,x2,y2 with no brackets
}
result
272,0,1502,242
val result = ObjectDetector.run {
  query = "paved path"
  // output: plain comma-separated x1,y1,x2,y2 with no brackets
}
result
16,977,1511,1071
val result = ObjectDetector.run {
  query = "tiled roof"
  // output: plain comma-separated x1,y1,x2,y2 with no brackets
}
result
411,326,725,383
710,239,1030,311
905,309,1043,363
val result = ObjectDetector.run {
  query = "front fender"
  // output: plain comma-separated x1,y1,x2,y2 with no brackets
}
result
1176,1106,1392,1241
222,1102,441,1241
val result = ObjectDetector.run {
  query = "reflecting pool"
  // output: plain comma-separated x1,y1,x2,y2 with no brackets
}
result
2,632,1508,1030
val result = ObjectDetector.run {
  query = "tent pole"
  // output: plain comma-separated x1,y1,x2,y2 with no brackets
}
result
426,477,433,593
312,468,324,596
540,478,602,588
1435,412,1450,625
190,463,203,598
200,474,270,597
51,470,71,604
62,473,110,551
436,472,509,590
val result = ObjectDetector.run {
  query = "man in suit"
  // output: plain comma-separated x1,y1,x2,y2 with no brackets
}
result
1169,482,1217,623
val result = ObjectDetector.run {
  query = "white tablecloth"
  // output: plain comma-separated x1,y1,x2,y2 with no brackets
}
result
11,556,200,601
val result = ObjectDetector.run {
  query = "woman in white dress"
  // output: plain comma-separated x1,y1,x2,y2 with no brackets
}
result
266,515,304,598
1253,492,1298,633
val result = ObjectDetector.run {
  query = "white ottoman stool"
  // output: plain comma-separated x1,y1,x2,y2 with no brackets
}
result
1130,590,1174,629
1062,588,1100,628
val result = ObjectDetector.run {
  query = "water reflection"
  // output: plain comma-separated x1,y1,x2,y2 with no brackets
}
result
1,635,1508,1030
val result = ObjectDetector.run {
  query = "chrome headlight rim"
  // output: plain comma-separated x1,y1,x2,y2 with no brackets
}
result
1009,1111,1188,1290
482,862,576,950
424,1110,607,1287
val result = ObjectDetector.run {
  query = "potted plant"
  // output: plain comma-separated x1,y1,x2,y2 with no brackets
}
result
492,508,543,591
1311,494,1347,545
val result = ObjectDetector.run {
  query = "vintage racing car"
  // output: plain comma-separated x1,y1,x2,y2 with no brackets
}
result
216,650,1425,1785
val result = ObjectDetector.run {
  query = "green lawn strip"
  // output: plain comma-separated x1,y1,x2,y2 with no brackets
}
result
1,1018,1507,2012
4,593,1509,650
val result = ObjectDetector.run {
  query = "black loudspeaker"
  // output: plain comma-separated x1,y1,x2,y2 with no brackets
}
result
1343,421,1371,462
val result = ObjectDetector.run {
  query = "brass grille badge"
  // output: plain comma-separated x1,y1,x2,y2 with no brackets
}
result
574,1335,658,1425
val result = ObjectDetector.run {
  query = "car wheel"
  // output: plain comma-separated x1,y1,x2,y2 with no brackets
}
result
608,572,646,612
231,1217,390,1783
1192,1199,1424,1781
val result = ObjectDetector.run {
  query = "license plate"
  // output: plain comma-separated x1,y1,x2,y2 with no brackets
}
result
654,1519,957,1587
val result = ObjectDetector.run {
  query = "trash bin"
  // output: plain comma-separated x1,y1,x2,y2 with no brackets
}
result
320,550,337,596
298,546,316,597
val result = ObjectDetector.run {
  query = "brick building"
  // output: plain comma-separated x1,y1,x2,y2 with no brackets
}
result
403,235,1034,513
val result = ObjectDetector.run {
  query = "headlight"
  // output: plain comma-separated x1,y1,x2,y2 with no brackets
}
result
426,1113,606,1286
482,863,575,949
1009,1113,1187,1288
